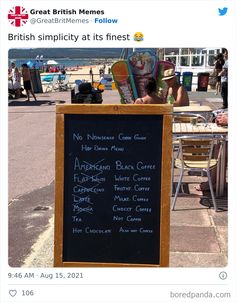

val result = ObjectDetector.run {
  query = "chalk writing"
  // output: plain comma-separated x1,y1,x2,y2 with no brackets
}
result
62,114,164,264
74,158,110,172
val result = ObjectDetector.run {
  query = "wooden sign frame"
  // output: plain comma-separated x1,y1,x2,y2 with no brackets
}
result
54,104,172,267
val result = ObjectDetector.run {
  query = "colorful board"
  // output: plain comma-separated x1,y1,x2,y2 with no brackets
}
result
111,60,138,104
128,50,158,98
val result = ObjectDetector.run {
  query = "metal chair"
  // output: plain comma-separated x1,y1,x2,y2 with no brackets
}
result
172,136,222,211
42,74,59,92
171,113,207,195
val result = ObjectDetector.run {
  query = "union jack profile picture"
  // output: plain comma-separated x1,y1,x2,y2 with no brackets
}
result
8,6,29,27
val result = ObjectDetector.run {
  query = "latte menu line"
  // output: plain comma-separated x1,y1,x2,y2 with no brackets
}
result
54,104,172,267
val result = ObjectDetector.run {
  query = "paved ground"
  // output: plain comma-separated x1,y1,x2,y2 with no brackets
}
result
8,89,227,267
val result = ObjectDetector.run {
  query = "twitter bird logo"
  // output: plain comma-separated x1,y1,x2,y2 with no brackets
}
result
218,7,228,16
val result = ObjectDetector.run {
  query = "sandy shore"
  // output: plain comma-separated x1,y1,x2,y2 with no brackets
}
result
41,64,113,85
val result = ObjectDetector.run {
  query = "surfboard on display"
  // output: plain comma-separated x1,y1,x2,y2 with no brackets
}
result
127,50,158,98
111,60,138,104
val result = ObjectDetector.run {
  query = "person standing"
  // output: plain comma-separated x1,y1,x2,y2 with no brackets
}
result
218,50,228,109
213,53,224,95
89,67,93,79
21,64,37,101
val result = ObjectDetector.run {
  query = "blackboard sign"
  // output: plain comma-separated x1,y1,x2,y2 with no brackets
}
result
54,105,172,267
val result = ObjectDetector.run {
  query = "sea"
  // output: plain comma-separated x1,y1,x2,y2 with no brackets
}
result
9,58,118,69
9,48,157,69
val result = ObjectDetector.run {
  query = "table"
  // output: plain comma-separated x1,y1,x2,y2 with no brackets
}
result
173,105,213,121
173,122,227,136
189,101,200,106
173,122,228,197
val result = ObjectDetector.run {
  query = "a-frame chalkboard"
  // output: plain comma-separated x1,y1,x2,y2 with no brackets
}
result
54,104,172,267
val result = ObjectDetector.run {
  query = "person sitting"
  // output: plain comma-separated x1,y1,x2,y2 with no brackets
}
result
215,112,228,126
8,62,22,98
162,68,189,106
134,78,165,104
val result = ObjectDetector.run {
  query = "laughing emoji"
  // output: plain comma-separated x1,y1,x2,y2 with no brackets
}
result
134,32,144,42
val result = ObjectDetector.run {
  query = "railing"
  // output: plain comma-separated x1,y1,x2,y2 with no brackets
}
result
40,73,116,91
39,72,217,93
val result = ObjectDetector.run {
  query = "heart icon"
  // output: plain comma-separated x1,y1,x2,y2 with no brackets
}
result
9,290,17,297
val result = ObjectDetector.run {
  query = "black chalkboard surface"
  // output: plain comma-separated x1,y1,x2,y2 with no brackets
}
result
54,104,172,267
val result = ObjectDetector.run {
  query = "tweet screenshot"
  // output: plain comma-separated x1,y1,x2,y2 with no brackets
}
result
0,0,235,301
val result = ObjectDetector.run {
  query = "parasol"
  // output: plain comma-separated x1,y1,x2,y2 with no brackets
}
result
46,59,59,65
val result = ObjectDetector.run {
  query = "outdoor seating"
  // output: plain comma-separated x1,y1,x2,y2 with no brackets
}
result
172,113,207,158
174,105,213,122
173,112,207,123
171,113,207,195
172,136,222,212
42,74,59,92
172,122,228,197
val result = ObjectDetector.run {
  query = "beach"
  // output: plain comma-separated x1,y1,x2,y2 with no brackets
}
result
40,63,114,92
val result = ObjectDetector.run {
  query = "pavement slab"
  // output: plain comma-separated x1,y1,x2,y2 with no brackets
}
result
215,226,228,253
8,182,54,267
170,252,227,267
171,201,212,227
170,226,221,253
